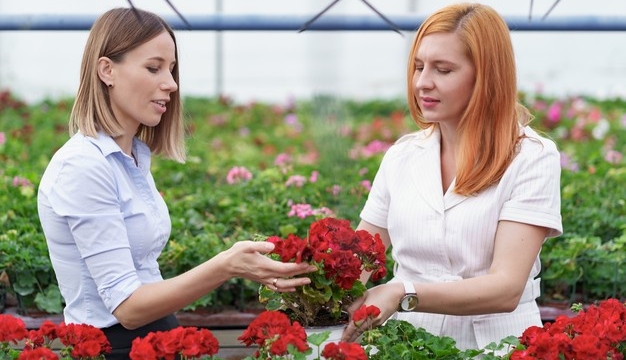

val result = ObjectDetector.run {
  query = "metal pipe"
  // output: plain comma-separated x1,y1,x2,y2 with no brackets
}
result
1,14,626,31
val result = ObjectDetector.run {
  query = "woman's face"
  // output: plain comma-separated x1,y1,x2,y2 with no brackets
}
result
412,32,475,127
108,31,178,134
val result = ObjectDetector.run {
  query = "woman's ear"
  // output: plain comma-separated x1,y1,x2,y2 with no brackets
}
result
97,57,114,88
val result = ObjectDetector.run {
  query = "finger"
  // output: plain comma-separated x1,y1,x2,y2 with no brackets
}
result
341,322,358,342
347,296,367,314
247,241,275,254
266,260,317,277
277,277,311,289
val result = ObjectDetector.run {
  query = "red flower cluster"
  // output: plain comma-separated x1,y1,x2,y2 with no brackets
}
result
56,322,111,358
0,315,110,359
512,299,626,360
17,347,58,360
353,305,381,325
0,314,27,344
268,217,386,290
238,310,309,357
321,341,367,360
129,326,219,360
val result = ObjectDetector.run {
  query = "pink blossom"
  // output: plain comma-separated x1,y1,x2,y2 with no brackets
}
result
274,153,292,166
309,171,319,183
209,115,226,126
547,102,562,123
312,207,334,217
605,150,623,164
284,114,298,126
330,185,341,196
226,166,253,184
0,131,5,146
285,175,307,188
559,152,579,172
288,203,314,218
12,176,33,187
533,100,547,112
239,127,250,136
621,114,626,128
589,108,602,123
362,140,392,158
358,167,368,176
287,203,334,218
360,180,372,192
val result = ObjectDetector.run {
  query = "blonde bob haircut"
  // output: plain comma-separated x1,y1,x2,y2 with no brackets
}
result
70,8,185,163
407,3,531,196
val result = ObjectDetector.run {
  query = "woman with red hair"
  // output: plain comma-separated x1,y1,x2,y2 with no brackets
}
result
343,3,562,352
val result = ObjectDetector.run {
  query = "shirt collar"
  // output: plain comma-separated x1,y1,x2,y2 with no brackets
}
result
84,131,124,157
84,132,152,173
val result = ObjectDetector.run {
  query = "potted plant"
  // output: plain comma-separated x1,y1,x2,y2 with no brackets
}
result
258,217,386,355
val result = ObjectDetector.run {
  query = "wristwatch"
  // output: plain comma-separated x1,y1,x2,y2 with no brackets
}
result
398,281,419,312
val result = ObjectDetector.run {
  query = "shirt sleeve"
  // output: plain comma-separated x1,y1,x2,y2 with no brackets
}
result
46,151,142,313
360,151,392,229
499,142,563,238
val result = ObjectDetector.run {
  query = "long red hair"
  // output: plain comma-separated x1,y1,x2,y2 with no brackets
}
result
407,3,531,196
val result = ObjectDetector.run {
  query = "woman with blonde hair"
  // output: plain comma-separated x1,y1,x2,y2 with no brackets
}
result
37,8,315,359
343,3,562,352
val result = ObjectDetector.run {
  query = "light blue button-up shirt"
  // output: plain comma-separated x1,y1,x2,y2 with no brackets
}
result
38,132,171,328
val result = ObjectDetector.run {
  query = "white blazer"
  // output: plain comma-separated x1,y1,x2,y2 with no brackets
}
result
360,125,563,351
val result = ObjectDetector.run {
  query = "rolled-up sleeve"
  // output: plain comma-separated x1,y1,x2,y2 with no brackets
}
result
46,152,142,313
499,143,563,238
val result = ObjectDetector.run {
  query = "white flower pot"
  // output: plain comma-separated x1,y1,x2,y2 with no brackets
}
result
305,324,346,360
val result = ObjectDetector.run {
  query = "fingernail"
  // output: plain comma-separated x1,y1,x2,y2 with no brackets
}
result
308,266,317,271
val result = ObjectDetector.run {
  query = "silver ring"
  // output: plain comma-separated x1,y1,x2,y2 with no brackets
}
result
272,278,278,287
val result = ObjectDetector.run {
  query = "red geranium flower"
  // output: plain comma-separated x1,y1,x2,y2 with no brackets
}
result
17,347,59,360
353,304,381,325
0,314,28,344
322,341,367,360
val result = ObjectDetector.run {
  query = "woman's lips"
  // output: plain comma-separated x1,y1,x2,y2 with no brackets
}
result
420,97,440,109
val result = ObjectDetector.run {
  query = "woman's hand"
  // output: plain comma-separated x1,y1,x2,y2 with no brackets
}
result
219,241,316,292
341,282,405,342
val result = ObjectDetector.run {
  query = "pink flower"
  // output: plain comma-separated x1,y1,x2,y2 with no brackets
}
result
226,166,253,184
360,180,371,192
559,152,579,172
358,167,368,176
605,150,623,164
0,131,5,146
288,204,314,219
12,176,33,188
362,140,392,157
330,185,341,196
309,171,319,183
547,102,562,123
312,207,334,217
274,153,292,166
285,175,307,188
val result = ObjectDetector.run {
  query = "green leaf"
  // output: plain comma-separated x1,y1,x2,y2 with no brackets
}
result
279,224,298,238
307,331,330,347
12,272,37,296
34,285,63,313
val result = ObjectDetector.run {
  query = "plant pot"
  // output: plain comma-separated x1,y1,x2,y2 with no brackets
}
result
305,324,346,360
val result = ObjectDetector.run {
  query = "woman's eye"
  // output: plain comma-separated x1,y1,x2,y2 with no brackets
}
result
415,67,424,72
437,69,451,74
147,67,159,73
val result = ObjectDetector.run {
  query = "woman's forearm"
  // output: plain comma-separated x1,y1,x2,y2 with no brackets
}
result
112,252,231,329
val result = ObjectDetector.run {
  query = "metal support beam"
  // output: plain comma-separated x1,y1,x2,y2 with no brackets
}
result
1,15,626,31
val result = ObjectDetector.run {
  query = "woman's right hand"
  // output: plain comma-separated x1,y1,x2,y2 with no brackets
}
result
219,241,316,292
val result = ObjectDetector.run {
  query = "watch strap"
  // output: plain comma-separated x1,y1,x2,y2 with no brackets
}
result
402,280,416,295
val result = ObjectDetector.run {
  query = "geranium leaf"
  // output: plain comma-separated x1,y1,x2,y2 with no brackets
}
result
307,330,330,346
34,284,63,313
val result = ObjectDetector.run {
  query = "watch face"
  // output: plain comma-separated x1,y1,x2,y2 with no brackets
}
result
401,295,418,311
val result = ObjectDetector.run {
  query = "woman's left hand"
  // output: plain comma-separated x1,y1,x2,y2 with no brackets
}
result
341,282,405,342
